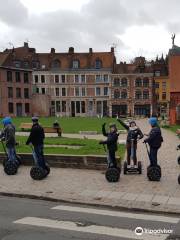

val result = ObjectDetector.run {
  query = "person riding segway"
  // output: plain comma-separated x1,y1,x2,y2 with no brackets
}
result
0,117,21,175
26,117,50,180
144,117,163,181
117,118,143,174
99,123,121,182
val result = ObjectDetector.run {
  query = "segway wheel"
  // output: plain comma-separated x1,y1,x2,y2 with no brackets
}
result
178,175,180,185
147,166,161,181
30,166,46,180
45,163,50,175
137,161,142,174
16,155,22,166
177,156,180,165
4,161,18,175
123,161,128,175
105,168,120,182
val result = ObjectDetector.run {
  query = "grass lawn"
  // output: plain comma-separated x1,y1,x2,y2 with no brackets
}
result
0,136,126,158
0,117,124,133
163,124,180,134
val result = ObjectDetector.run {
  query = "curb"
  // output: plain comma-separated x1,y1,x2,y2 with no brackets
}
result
0,192,179,217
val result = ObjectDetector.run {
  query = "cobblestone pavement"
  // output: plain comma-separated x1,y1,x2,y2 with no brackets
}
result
1,119,180,214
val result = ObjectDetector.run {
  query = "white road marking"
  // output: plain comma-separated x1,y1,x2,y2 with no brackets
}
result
14,217,168,240
52,205,180,224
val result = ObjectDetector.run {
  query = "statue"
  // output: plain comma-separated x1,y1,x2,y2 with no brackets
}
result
171,33,176,46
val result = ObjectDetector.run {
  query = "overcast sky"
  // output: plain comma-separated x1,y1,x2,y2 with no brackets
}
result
0,0,179,62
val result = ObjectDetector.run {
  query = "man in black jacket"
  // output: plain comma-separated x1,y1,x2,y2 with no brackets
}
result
144,117,163,166
26,117,46,169
99,123,119,168
117,119,143,166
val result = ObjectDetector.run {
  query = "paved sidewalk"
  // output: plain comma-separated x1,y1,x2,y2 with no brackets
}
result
0,119,179,214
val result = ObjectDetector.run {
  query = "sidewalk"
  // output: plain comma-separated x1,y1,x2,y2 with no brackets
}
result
0,119,179,214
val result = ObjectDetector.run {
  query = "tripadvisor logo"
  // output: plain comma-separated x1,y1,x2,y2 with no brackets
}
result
135,227,173,236
135,227,144,236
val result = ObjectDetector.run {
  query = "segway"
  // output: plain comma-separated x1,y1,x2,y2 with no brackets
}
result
124,139,142,175
177,145,180,165
103,144,121,182
178,175,180,185
30,145,50,180
0,139,21,175
144,142,161,181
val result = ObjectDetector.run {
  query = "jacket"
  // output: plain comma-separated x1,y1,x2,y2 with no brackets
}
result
0,123,16,147
145,126,163,148
26,123,45,146
101,124,119,152
117,119,143,143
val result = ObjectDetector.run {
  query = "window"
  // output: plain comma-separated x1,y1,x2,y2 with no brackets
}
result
143,91,149,99
15,72,21,82
36,87,39,94
56,101,61,112
34,75,38,83
14,61,21,68
155,82,159,88
25,103,30,113
24,61,29,68
104,87,108,96
81,75,86,83
24,72,29,83
135,91,142,99
41,75,45,83
7,71,12,82
62,88,66,97
114,89,120,99
121,90,127,99
114,78,120,86
143,77,149,87
55,75,59,83
42,88,45,94
103,75,109,83
82,88,86,96
51,59,60,69
24,88,29,98
16,88,21,98
75,75,80,83
61,75,66,83
81,101,85,113
155,70,161,76
8,102,13,113
32,61,40,69
8,87,13,98
76,101,80,113
96,75,101,83
135,78,142,87
162,82,166,90
75,87,80,96
162,92,166,100
95,59,102,69
121,78,128,87
62,101,66,112
72,60,79,69
96,87,101,96
55,88,60,97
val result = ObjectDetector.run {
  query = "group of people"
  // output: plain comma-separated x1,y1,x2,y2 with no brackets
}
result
99,117,163,169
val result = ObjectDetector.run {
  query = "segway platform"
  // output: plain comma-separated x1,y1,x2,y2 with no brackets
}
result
105,167,121,182
124,161,142,175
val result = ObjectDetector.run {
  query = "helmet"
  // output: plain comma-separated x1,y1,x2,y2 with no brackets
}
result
2,117,12,126
149,117,158,126
32,116,39,122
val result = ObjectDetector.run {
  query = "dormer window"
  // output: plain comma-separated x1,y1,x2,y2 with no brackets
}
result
24,61,29,68
32,61,40,69
95,59,102,69
14,61,21,68
72,60,80,69
51,59,61,69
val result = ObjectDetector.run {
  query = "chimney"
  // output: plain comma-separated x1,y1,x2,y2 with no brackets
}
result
69,47,74,54
89,48,93,53
24,42,29,48
111,47,114,53
51,48,55,54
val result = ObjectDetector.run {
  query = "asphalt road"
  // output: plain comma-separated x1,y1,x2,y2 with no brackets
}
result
0,196,180,240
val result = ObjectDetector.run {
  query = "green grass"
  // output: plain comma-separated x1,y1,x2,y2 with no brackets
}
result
0,136,125,157
163,124,180,134
0,117,124,134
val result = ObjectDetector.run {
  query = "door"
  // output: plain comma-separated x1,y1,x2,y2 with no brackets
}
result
71,101,75,117
16,103,23,116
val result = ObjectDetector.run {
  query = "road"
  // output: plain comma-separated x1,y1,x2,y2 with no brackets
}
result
0,196,179,240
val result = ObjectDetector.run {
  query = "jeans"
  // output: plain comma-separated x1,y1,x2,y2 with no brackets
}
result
34,144,46,169
7,147,16,162
126,142,137,165
149,147,159,166
107,150,117,168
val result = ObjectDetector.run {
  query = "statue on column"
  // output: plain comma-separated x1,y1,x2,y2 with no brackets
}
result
171,33,176,47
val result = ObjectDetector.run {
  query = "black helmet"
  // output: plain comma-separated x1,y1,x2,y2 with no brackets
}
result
32,116,39,122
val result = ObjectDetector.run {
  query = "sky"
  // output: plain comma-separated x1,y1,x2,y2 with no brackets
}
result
0,0,180,62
